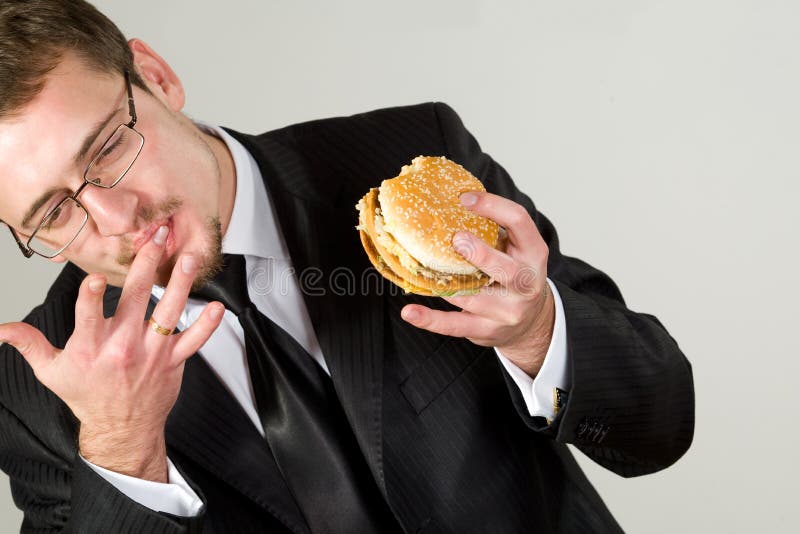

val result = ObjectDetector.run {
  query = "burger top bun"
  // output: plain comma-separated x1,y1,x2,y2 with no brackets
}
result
377,156,499,276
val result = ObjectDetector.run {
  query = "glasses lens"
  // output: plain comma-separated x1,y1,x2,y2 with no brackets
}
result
85,124,144,187
29,198,88,257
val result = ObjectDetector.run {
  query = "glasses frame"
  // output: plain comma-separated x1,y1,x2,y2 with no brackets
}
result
8,70,144,259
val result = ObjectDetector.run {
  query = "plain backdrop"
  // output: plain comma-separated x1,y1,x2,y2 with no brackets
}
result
1,1,798,532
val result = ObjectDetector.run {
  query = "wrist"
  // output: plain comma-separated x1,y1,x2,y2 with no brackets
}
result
497,339,549,377
498,288,556,377
79,425,168,483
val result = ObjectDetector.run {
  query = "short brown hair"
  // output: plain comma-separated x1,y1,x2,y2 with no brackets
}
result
0,0,147,119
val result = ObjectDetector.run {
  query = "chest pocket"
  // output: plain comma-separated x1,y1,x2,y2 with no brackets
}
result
398,338,487,414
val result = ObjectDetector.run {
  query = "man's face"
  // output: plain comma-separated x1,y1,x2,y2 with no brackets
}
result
0,51,228,288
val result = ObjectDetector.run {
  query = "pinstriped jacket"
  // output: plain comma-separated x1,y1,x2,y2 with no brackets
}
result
0,102,694,533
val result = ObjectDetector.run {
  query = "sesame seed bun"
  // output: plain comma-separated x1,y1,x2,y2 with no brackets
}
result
356,156,500,296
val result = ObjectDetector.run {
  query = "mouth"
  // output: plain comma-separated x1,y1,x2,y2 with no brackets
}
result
131,216,177,259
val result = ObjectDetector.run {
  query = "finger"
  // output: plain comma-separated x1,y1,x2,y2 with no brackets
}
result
459,191,545,252
452,232,541,294
0,322,57,373
400,304,496,340
115,225,169,325
73,274,107,344
442,289,522,323
148,254,199,336
171,302,225,364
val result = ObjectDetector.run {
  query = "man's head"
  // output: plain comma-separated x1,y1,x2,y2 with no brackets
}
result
0,0,235,288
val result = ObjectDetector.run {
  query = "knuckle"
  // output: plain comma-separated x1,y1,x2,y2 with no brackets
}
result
483,265,506,286
155,315,179,334
137,249,161,270
127,282,152,304
534,240,550,260
440,316,465,337
414,310,431,328
78,315,101,330
467,242,486,264
504,307,526,328
16,340,34,357
153,300,179,320
513,265,540,294
109,342,136,368
416,311,436,329
502,260,523,286
453,236,478,262
508,205,530,227
439,323,459,337
485,324,502,340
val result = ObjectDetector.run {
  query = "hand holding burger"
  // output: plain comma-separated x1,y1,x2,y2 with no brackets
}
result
357,156,555,377
357,156,501,296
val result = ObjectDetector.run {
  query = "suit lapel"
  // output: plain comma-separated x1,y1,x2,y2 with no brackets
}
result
102,286,310,534
228,130,389,496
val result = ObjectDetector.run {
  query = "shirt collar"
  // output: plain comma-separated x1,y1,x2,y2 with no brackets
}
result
196,123,290,261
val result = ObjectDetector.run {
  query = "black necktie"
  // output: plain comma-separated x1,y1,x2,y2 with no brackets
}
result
191,254,399,534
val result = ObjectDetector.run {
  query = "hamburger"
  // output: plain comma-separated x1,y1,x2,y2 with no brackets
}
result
356,156,501,296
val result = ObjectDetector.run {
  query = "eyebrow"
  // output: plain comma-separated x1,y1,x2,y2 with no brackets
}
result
19,107,122,231
20,186,68,230
74,106,122,167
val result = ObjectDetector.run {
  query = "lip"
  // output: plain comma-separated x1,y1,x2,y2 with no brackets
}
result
132,216,175,256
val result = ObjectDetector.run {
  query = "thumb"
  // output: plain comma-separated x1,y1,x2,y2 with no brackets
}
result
0,322,56,374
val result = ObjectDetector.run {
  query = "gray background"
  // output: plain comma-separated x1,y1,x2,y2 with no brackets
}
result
2,0,797,532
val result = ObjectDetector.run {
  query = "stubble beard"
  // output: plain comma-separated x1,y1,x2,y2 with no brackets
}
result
191,216,223,291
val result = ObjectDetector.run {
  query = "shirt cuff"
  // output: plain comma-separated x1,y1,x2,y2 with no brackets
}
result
495,278,570,419
81,455,203,517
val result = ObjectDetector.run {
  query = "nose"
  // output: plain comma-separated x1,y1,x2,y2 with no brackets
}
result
77,183,139,237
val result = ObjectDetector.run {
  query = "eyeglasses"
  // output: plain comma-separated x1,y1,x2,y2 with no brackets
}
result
8,71,145,259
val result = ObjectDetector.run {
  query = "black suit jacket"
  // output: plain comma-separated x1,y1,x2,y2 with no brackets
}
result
0,102,694,533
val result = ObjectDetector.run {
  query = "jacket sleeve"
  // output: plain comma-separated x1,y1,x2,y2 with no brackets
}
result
0,272,207,533
432,101,695,477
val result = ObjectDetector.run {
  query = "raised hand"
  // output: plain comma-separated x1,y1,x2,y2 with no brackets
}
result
401,192,556,377
0,226,224,482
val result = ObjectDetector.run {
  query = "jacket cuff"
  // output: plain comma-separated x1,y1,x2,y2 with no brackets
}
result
69,453,205,533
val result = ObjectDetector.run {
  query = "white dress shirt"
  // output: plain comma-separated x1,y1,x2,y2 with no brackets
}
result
84,124,571,516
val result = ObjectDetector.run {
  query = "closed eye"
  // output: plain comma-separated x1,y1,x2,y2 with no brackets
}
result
95,134,124,164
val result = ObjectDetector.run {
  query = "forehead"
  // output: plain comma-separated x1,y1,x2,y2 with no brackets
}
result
0,53,120,225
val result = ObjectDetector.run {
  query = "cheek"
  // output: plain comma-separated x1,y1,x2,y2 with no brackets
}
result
135,127,199,192
61,231,124,272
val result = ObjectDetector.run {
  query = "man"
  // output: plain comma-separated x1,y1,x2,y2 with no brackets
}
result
0,1,694,533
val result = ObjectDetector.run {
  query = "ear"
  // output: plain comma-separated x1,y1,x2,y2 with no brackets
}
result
128,38,186,112
47,255,68,264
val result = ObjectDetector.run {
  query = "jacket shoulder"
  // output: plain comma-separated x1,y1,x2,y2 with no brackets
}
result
254,102,468,155
269,101,456,137
231,103,467,201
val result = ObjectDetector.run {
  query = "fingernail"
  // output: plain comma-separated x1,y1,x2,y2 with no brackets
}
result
460,192,478,207
181,255,197,274
153,225,169,245
209,304,224,320
402,307,419,322
88,277,106,294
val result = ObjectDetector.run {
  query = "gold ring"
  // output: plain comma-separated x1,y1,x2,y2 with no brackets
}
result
148,317,174,336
